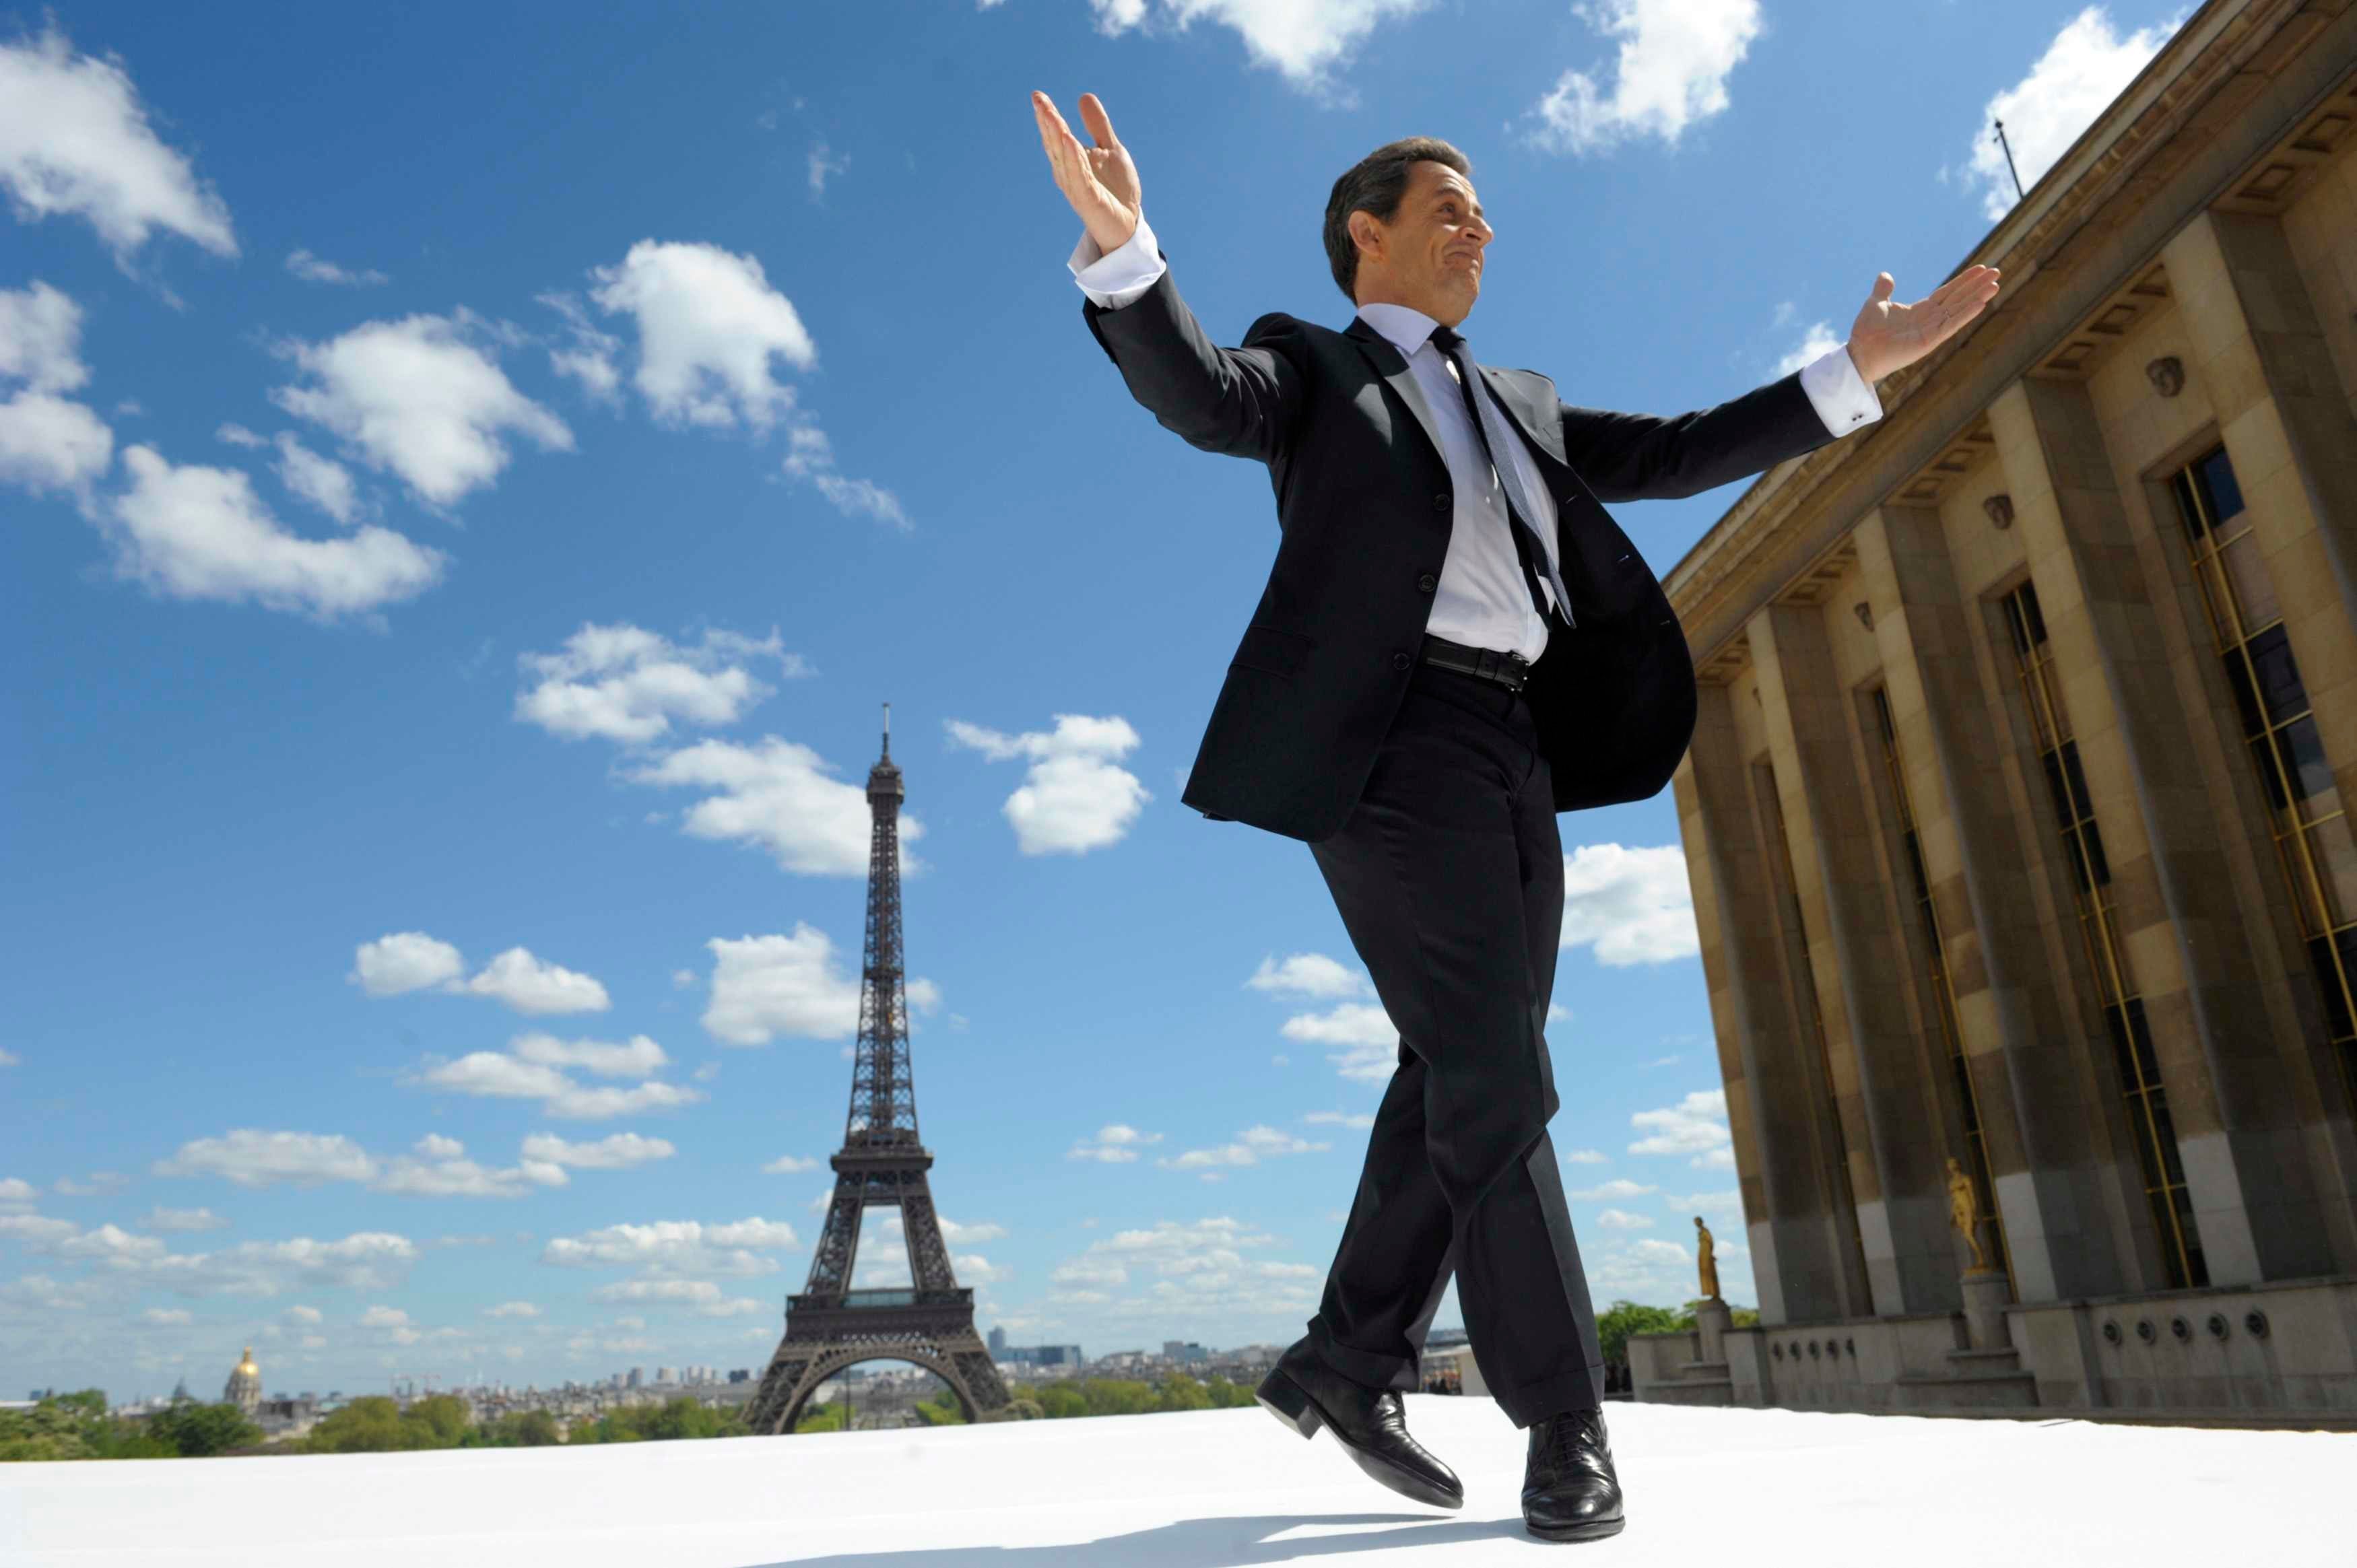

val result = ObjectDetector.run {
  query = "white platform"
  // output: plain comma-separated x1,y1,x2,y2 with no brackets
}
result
2,1398,2348,1565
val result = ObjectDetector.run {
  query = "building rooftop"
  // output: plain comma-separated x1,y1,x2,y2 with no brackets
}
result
2,1399,2346,1565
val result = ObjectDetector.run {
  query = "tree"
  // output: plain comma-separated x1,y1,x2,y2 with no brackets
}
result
1155,1374,1211,1412
470,1409,561,1448
144,1401,263,1458
1595,1299,1690,1369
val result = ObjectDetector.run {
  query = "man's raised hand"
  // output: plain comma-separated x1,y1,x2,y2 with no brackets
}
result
1845,265,2003,384
1032,92,1141,257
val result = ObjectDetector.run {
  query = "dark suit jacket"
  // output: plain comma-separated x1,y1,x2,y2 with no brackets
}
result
1083,265,1840,843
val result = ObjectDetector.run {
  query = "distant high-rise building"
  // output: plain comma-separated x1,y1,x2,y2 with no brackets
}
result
655,1366,676,1386
626,1367,642,1390
987,1326,1007,1357
223,1349,261,1414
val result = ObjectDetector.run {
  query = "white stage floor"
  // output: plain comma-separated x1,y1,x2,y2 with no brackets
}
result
1,1398,2347,1565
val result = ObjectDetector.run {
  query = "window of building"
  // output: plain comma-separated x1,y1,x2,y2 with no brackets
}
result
2170,444,2357,1116
1868,687,2011,1289
2000,581,2207,1290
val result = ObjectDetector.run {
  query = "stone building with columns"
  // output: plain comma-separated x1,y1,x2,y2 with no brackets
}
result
1631,0,2357,1419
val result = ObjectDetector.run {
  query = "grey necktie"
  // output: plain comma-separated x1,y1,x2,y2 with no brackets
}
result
1430,325,1574,629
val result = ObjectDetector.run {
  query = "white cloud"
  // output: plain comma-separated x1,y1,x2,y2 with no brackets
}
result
1595,1208,1655,1230
633,737,920,877
541,1217,797,1276
762,1154,820,1174
0,388,113,496
535,289,623,401
1246,953,1366,1000
1571,1178,1659,1202
516,623,804,745
358,1304,409,1328
1067,1124,1162,1163
52,1171,129,1198
586,239,814,430
519,1132,675,1171
1085,0,1428,91
1630,1089,1733,1170
1160,1125,1331,1171
589,1277,764,1317
270,312,572,508
215,422,265,448
1774,320,1841,379
138,1206,228,1233
350,932,465,997
1966,7,2181,219
1560,844,1698,965
0,280,91,392
1664,1190,1744,1221
140,1306,193,1326
1303,1111,1374,1130
0,281,110,498
946,715,1150,855
779,423,909,529
154,1130,376,1189
364,1136,570,1200
0,1178,37,1211
286,248,387,287
271,432,362,524
1279,1002,1399,1083
137,1231,419,1298
484,1300,541,1318
512,1034,667,1079
1527,0,1762,156
1565,1149,1609,1166
459,947,611,1015
1631,1237,1692,1265
702,928,862,1046
104,446,445,618
0,26,238,264
416,1049,703,1122
954,1252,1012,1284
807,142,849,198
284,1304,322,1325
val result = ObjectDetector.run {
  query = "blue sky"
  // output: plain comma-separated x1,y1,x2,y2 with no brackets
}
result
1,1,2187,1400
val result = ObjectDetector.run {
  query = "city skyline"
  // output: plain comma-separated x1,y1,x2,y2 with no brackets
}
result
0,0,2192,1398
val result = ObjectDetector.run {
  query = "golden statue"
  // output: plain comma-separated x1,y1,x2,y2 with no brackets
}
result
1946,1156,1990,1273
1694,1217,1721,1302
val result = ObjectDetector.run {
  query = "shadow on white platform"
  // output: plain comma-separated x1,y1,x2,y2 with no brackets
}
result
2,1397,2349,1565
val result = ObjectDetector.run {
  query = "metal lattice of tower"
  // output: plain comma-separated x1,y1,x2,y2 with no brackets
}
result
746,708,1012,1433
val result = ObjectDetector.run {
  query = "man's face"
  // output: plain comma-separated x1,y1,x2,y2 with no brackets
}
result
1358,160,1492,324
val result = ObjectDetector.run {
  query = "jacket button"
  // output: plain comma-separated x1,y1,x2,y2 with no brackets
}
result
1393,652,1413,671
1430,492,1450,512
1417,573,1438,593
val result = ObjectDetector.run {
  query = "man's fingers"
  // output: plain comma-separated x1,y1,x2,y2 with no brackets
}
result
1080,92,1119,149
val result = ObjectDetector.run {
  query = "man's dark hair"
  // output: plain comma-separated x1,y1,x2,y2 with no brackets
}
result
1323,137,1471,303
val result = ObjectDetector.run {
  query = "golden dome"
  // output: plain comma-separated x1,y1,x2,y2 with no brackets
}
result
236,1347,259,1376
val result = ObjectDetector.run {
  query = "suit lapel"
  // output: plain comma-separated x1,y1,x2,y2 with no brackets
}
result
1476,365,1568,469
1345,317,1449,473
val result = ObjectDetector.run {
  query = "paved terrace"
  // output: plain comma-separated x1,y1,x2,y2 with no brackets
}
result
2,1398,2346,1565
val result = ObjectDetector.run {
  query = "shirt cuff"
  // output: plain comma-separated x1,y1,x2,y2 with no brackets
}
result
1799,342,1883,437
1069,214,1165,310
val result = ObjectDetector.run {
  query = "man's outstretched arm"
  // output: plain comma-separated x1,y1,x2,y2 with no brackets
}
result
1559,265,2001,504
1034,92,1302,465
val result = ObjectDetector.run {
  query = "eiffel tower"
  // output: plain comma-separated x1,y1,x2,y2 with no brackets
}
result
748,708,1011,1433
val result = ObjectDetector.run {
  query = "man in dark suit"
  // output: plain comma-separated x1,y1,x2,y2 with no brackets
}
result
1032,91,1997,1542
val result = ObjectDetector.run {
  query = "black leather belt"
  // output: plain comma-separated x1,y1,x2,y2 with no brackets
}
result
1420,634,1533,693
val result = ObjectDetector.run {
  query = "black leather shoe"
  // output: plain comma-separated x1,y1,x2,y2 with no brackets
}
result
1255,1343,1463,1510
1523,1407,1625,1542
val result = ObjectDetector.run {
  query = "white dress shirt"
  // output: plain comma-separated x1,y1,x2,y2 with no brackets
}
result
1070,216,1883,662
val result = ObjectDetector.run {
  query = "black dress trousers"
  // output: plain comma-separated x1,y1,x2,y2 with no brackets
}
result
1302,650,1605,1429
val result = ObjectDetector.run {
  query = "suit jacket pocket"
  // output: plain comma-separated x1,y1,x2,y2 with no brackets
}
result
1230,621,1313,680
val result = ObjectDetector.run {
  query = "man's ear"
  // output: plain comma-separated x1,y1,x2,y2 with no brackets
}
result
1347,209,1383,269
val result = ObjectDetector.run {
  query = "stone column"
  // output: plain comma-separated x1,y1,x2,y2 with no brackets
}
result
1676,683,1859,1323
1749,602,1958,1316
1992,373,2333,1286
1853,505,2133,1303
